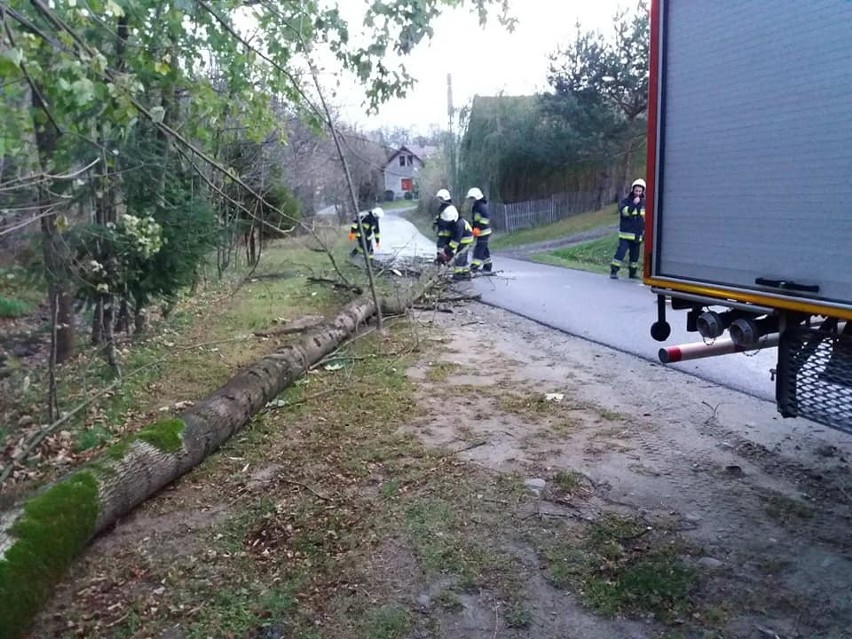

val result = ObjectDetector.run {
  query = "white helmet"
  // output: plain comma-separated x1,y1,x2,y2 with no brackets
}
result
631,178,646,191
439,205,459,223
370,206,384,219
466,187,484,201
435,188,451,203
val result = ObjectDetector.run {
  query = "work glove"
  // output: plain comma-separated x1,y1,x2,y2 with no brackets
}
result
472,228,481,238
348,232,355,241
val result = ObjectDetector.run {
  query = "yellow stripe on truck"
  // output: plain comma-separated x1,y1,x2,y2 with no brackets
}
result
644,277,852,321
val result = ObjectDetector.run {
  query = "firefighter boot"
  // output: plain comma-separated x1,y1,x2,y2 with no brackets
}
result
483,262,492,273
610,266,619,280
629,267,639,279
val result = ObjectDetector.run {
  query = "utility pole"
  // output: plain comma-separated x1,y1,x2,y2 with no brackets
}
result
446,73,456,197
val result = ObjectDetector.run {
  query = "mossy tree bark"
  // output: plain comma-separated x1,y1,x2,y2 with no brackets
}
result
0,293,388,638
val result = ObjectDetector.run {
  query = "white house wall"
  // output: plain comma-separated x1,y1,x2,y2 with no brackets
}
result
384,155,424,199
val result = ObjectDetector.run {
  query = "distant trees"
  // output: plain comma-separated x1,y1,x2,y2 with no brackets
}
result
458,1,649,203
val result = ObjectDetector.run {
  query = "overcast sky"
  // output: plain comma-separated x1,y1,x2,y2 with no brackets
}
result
325,0,627,133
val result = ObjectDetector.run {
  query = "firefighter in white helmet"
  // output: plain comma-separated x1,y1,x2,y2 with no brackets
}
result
466,187,493,273
348,206,383,260
610,178,646,280
436,204,475,280
434,189,455,259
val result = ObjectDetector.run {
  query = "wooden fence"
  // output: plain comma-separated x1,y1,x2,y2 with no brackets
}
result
491,191,602,233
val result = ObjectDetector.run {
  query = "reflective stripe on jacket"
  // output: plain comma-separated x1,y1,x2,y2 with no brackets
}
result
472,199,492,236
617,196,645,241
447,219,474,254
435,203,455,250
350,212,380,241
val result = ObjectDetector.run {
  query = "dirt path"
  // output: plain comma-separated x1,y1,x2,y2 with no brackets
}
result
496,224,616,260
413,303,852,639
29,301,852,639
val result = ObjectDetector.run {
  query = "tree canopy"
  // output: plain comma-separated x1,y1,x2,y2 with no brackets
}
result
457,1,648,204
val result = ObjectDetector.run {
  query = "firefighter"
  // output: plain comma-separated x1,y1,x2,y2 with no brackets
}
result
610,178,646,279
348,206,383,259
466,187,493,273
437,206,475,280
434,189,455,259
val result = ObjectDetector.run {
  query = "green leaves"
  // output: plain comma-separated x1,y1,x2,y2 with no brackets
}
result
0,47,24,72
69,78,96,107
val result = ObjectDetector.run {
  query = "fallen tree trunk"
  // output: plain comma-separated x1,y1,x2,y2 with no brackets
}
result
307,276,363,294
0,290,406,638
253,315,325,338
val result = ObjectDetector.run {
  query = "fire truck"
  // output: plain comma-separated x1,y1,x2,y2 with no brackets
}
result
644,1,852,432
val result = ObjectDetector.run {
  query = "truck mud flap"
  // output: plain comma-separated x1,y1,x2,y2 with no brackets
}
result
777,325,852,434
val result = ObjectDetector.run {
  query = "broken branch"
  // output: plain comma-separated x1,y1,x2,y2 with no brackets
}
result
307,276,363,294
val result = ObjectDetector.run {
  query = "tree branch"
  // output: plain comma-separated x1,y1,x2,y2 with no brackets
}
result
2,6,62,135
193,0,322,117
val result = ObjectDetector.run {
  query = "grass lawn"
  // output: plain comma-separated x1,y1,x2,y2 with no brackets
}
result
533,232,643,275
489,206,615,250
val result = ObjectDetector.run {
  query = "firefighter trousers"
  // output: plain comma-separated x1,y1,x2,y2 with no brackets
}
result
611,238,641,274
471,236,492,272
351,238,374,259
452,249,471,279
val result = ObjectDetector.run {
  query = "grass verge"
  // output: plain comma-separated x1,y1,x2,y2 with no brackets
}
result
533,231,644,275
489,206,614,250
540,513,696,622
31,322,539,637
1,231,360,494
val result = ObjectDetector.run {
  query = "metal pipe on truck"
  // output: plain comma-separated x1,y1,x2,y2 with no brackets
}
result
660,321,847,364
659,334,780,364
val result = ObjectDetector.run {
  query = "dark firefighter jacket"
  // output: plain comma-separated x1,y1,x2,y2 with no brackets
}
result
434,203,455,251
617,195,645,241
472,199,492,237
444,218,474,257
350,212,381,243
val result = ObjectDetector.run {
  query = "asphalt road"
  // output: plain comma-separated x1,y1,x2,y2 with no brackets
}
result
374,207,433,260
380,212,778,402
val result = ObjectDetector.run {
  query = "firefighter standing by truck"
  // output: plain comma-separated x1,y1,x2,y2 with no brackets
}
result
466,187,493,273
348,207,383,260
610,178,646,280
